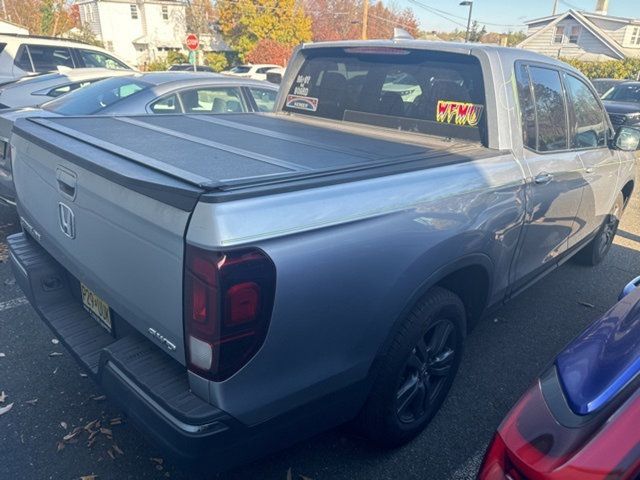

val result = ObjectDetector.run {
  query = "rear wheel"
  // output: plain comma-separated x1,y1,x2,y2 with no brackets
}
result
575,193,624,266
357,287,466,447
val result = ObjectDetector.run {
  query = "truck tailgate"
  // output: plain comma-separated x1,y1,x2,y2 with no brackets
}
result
11,125,199,364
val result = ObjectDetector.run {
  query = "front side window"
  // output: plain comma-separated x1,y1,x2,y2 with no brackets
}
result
162,5,168,20
25,45,74,72
78,49,130,70
179,87,246,113
130,4,138,19
283,48,487,144
528,66,569,152
249,87,277,112
554,26,565,44
564,74,607,149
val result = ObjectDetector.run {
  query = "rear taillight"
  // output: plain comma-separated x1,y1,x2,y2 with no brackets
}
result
477,433,527,480
184,245,276,381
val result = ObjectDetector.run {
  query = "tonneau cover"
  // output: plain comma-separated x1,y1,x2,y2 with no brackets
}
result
20,113,485,178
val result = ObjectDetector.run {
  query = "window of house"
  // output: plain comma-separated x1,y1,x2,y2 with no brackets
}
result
162,5,169,20
554,26,565,44
569,26,581,44
564,74,607,149
130,4,138,19
528,66,569,152
630,26,640,46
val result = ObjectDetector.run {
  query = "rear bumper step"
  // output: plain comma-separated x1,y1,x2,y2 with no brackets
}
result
7,232,238,463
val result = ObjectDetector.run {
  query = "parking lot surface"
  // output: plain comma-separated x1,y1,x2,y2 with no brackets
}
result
2,192,640,480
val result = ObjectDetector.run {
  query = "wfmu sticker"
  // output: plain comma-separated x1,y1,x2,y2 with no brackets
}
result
436,100,484,127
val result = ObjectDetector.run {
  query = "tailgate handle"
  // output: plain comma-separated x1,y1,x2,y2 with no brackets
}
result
56,167,77,200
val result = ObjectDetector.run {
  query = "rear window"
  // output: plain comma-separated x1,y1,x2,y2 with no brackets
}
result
42,77,149,115
602,83,640,103
283,48,487,144
230,65,251,74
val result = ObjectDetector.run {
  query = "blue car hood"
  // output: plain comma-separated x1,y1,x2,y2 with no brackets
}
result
556,285,640,415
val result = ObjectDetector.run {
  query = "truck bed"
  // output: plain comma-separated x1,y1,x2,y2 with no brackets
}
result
13,113,495,209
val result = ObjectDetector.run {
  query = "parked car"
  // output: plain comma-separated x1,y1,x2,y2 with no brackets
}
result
591,78,626,96
265,66,286,84
0,72,278,205
602,81,640,128
0,67,133,109
478,275,640,480
0,34,134,83
222,63,281,81
168,64,215,73
7,38,638,471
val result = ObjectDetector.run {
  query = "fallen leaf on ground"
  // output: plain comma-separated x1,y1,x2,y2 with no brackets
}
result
63,427,82,442
84,419,98,431
100,427,112,437
51,339,59,344
579,301,595,308
0,353,5,357
49,352,63,357
92,395,106,402
25,398,37,406
107,448,115,460
150,457,164,465
79,373,88,378
0,402,13,416
56,441,65,452
112,444,123,456
86,437,97,449
109,417,122,426
53,367,58,375
0,391,6,403
80,476,97,480
60,421,68,430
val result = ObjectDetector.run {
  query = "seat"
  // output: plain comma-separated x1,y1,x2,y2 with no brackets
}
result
316,72,347,119
226,99,242,112
212,97,226,113
181,89,202,112
378,92,405,116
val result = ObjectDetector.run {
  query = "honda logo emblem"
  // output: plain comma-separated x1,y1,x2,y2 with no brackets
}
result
58,203,75,239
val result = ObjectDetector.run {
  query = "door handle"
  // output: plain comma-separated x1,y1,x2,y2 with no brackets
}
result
534,172,554,185
56,167,77,200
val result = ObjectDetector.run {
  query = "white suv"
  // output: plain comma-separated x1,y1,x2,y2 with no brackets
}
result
222,64,282,81
0,34,134,84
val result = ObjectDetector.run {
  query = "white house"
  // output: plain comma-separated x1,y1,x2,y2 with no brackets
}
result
519,0,640,61
75,0,188,67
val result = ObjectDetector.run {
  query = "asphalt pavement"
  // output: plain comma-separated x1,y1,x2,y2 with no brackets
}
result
2,192,640,480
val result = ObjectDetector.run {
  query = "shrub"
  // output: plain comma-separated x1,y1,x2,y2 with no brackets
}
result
145,59,169,71
562,57,640,80
166,51,188,65
204,52,229,72
245,39,291,66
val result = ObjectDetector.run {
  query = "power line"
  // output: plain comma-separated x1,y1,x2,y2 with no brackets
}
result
408,0,526,28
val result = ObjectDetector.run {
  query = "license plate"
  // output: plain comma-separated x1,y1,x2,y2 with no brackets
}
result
81,283,112,332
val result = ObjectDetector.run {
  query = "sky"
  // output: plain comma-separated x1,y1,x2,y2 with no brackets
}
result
396,0,639,33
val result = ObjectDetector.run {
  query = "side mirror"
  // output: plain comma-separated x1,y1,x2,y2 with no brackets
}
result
613,126,640,151
619,275,640,300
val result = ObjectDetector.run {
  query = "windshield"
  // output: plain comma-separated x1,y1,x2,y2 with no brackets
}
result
230,65,251,74
42,77,151,115
602,83,640,103
283,48,487,144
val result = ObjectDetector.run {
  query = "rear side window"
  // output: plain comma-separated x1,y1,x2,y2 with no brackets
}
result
564,74,607,149
78,49,130,70
528,66,569,152
515,64,537,150
179,87,245,114
42,77,149,115
45,80,95,98
283,48,487,144
249,87,277,112
19,45,74,72
150,94,180,114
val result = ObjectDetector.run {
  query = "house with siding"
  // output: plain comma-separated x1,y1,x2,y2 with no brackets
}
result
75,0,187,67
519,2,640,61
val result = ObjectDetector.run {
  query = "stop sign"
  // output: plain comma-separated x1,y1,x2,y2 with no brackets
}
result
186,34,199,51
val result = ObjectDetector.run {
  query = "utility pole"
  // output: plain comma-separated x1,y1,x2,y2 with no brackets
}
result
460,1,473,43
552,0,559,15
362,0,369,40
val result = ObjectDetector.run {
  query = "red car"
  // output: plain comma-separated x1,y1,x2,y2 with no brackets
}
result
478,276,640,480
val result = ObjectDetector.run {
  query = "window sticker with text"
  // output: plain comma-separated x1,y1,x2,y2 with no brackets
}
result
436,100,484,127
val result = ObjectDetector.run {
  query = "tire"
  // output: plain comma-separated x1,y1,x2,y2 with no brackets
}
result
356,286,466,448
575,192,624,266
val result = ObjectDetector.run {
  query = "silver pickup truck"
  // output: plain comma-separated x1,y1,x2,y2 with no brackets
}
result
7,38,639,470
